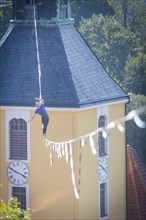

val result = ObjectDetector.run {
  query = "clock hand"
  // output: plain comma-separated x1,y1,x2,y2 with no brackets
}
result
9,167,27,179
100,164,107,174
19,173,27,179
15,171,27,179
9,167,19,174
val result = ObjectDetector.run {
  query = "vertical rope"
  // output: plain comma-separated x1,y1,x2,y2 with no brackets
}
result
33,1,42,99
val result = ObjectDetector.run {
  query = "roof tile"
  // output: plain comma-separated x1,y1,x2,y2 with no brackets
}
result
127,145,146,220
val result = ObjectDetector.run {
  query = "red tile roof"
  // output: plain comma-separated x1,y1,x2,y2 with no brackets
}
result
127,145,146,220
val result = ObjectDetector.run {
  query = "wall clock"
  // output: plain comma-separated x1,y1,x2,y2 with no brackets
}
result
98,157,108,182
7,161,29,185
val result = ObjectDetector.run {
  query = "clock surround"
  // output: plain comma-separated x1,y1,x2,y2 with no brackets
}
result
98,156,108,182
7,161,29,185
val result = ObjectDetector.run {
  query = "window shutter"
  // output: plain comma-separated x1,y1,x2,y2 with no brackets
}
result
100,183,108,218
10,118,27,160
98,116,106,156
12,186,27,210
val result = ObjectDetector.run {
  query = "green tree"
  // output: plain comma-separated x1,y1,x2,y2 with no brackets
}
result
0,1,12,40
71,0,114,27
79,14,141,82
123,46,146,95
108,0,146,41
0,184,31,219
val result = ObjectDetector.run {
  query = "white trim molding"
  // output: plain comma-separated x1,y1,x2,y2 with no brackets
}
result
6,110,30,162
98,181,109,220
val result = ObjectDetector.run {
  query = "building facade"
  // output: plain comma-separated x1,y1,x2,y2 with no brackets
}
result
0,0,129,219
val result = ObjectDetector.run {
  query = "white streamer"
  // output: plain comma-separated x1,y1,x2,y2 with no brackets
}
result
134,114,146,128
81,137,86,147
89,135,97,155
69,143,80,199
58,143,62,158
50,145,53,166
65,143,69,163
117,123,125,132
102,130,107,139
61,142,65,156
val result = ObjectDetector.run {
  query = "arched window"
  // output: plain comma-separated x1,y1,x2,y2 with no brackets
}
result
9,118,27,160
98,115,107,156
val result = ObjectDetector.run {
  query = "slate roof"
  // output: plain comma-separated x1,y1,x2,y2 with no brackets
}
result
0,24,128,108
127,145,146,220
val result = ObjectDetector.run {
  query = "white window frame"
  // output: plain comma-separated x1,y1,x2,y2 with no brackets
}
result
97,106,109,158
6,109,30,162
98,181,109,220
8,183,29,211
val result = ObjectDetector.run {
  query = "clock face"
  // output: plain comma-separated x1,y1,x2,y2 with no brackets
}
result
7,161,29,185
98,157,108,182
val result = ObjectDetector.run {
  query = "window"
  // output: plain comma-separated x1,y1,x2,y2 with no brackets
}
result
12,187,27,210
9,184,29,211
98,115,107,156
9,118,27,160
6,110,30,162
100,183,108,218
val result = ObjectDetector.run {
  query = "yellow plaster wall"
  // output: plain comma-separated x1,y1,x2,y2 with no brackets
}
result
0,103,127,220
108,103,126,220
29,110,75,219
75,109,98,220
0,109,9,201
74,104,126,220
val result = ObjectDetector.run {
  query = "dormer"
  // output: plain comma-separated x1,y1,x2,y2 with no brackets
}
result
12,0,73,26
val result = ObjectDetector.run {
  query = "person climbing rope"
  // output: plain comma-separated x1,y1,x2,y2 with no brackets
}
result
28,97,49,138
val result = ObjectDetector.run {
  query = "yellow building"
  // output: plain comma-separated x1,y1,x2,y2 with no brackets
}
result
0,0,129,219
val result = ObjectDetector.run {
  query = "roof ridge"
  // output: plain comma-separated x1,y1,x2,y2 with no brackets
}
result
0,24,15,48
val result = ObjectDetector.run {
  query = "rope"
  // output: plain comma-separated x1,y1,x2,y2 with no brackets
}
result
33,1,42,99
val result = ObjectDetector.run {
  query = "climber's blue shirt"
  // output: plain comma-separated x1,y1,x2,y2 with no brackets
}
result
35,104,48,118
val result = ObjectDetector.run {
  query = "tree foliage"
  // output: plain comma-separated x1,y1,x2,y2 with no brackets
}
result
124,47,146,95
71,0,114,27
108,0,146,41
0,185,31,220
0,2,12,40
79,14,141,83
